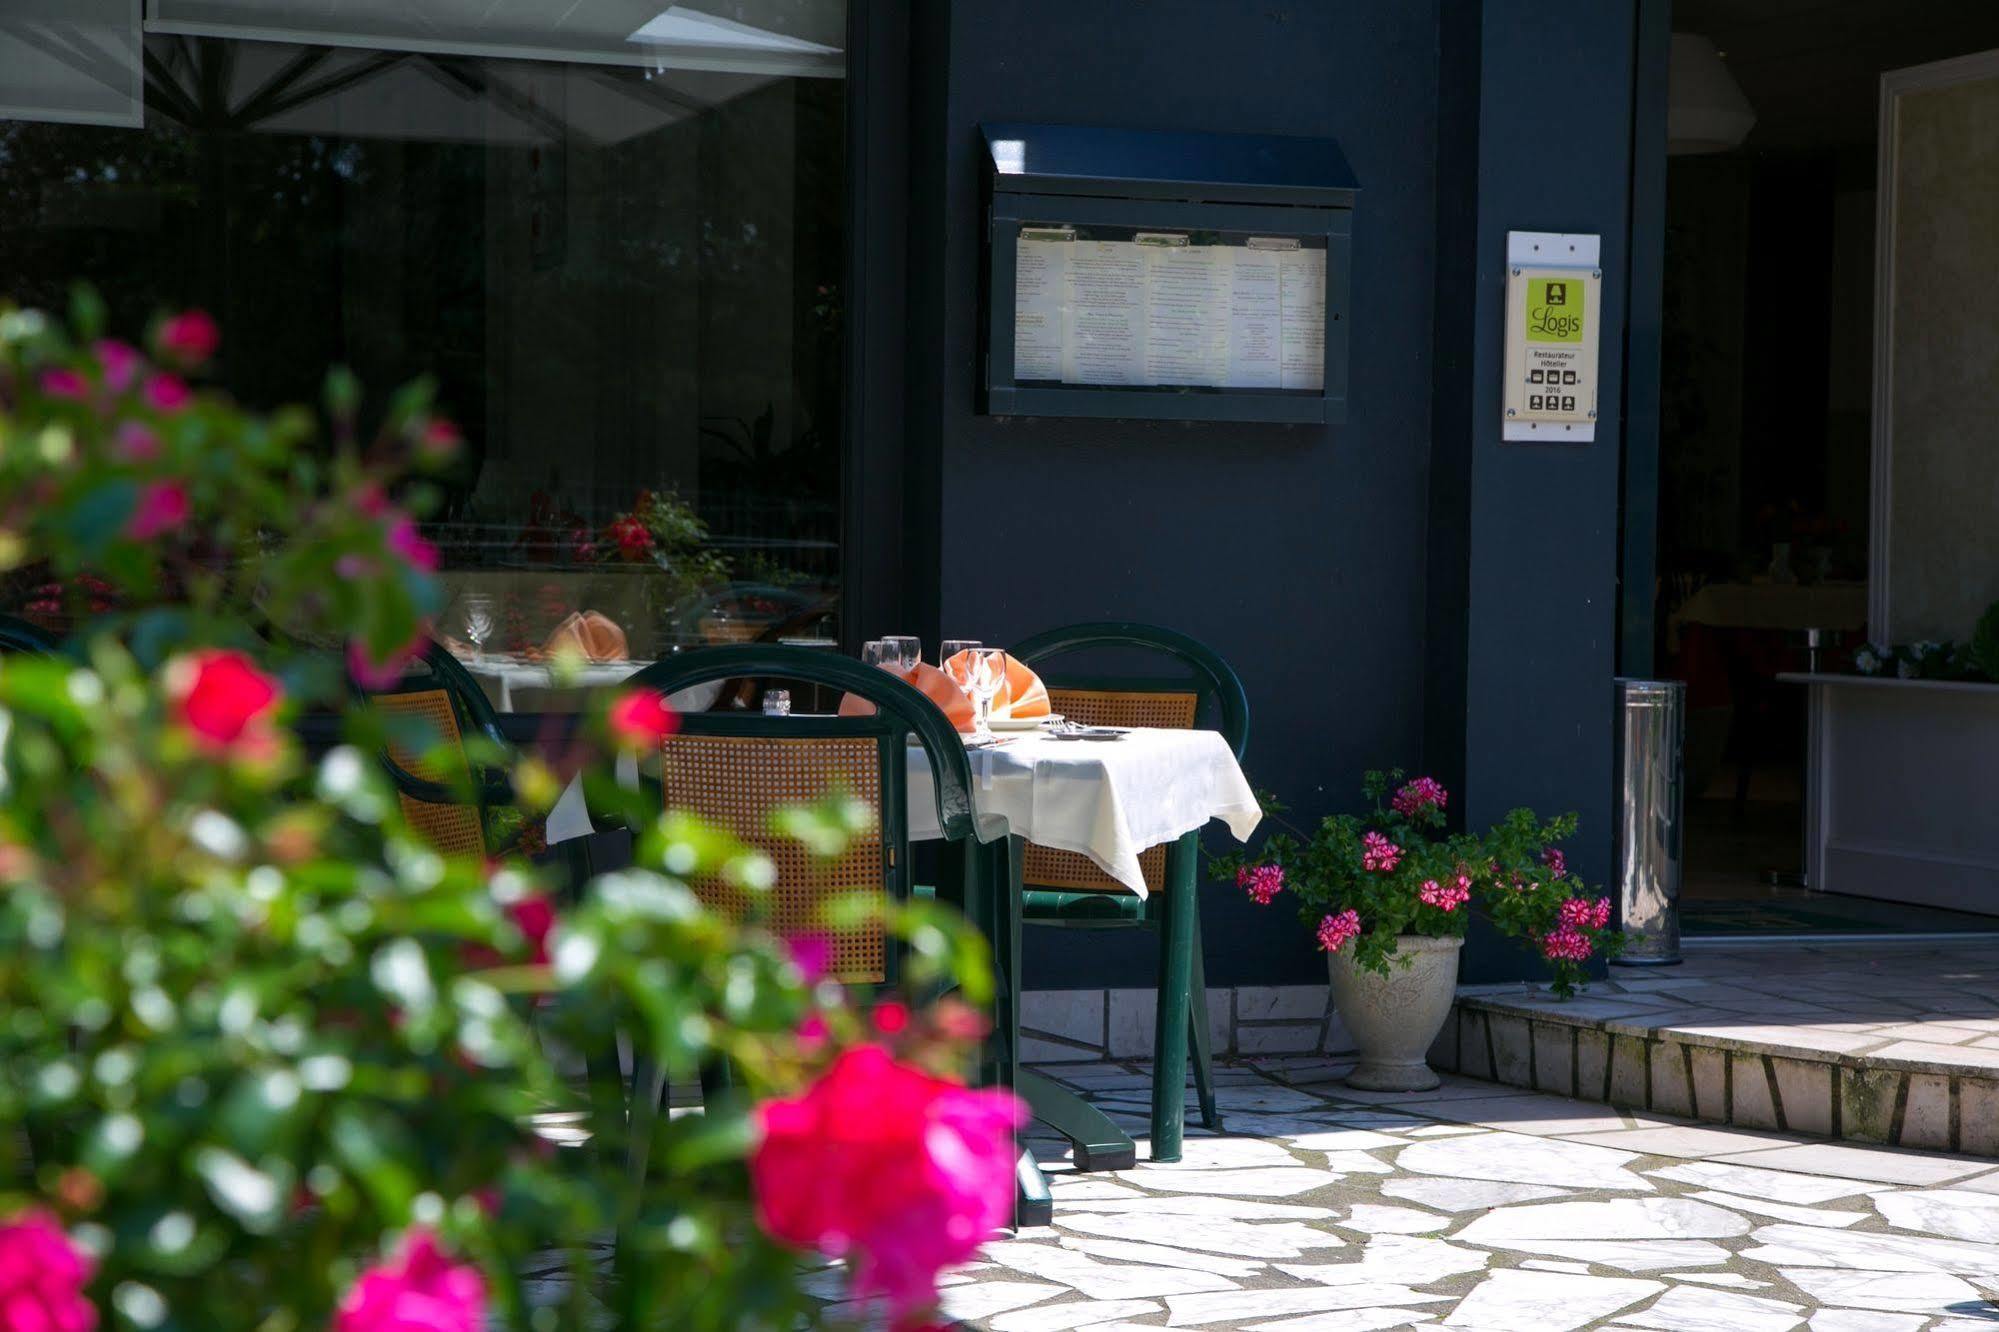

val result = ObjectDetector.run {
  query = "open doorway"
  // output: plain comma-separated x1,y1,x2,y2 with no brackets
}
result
1658,1,1999,935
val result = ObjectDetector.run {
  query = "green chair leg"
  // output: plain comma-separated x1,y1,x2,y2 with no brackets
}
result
1149,832,1198,1162
1188,920,1219,1130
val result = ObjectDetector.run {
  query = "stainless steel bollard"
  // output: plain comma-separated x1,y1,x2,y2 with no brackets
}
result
1612,679,1685,965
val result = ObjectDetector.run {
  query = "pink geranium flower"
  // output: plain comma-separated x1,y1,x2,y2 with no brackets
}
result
751,1045,1025,1319
1390,776,1448,817
126,480,190,540
1316,908,1362,952
1236,863,1284,905
1418,878,1469,912
1541,926,1593,962
334,1228,485,1332
1557,896,1612,931
1360,831,1402,873
784,932,835,983
0,1208,96,1332
115,422,161,461
506,895,556,965
1542,847,1567,879
155,309,220,368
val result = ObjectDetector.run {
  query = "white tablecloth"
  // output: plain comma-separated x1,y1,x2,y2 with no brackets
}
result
546,726,1262,899
907,728,1261,897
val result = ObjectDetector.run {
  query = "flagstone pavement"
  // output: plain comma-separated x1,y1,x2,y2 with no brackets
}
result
813,1056,1999,1331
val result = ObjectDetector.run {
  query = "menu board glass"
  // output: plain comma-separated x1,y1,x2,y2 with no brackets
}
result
1012,224,1327,394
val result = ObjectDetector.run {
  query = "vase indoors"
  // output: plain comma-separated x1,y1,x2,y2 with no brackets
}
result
1327,934,1464,1092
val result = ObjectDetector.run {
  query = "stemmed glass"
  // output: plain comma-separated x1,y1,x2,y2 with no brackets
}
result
947,647,1010,744
459,593,496,661
940,639,981,668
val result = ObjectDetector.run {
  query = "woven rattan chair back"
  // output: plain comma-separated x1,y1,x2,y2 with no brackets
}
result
659,734,887,982
373,688,487,857
1022,688,1198,895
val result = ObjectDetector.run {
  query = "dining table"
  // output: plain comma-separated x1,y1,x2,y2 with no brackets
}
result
543,714,1261,1226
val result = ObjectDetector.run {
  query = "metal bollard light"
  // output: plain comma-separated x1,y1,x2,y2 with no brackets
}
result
1612,678,1686,965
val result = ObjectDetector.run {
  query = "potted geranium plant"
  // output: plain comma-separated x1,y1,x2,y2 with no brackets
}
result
1217,770,1619,1091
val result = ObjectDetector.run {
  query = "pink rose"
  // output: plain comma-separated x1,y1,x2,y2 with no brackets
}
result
93,339,141,393
751,1045,1024,1318
348,635,422,691
606,689,679,749
334,1228,485,1332
125,481,190,540
0,1209,96,1332
154,310,220,368
385,514,439,572
166,649,282,757
39,367,89,400
143,373,191,413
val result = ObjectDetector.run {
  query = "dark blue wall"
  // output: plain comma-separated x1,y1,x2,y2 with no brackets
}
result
907,0,1646,989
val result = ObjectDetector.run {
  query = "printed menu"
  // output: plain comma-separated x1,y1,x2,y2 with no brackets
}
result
1014,230,1325,392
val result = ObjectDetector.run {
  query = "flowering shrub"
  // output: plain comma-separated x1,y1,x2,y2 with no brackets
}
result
0,300,1014,1330
1215,770,1622,997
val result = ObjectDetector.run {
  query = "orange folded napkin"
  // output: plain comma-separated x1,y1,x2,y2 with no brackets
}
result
543,611,628,662
941,650,1051,720
840,662,975,730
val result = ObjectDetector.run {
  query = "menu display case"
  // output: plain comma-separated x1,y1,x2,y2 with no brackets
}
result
981,123,1358,424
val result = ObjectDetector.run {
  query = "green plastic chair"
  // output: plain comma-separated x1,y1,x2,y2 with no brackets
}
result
612,647,992,1153
1009,621,1250,1162
0,615,59,656
354,641,518,858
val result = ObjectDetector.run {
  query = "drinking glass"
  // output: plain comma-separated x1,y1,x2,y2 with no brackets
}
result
947,647,1009,743
460,593,496,660
939,639,981,669
861,639,894,669
883,635,922,671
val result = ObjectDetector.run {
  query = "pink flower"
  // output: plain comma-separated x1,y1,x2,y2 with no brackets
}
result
1418,878,1469,912
1236,863,1285,905
1542,847,1567,880
1541,927,1594,962
0,1208,96,1332
155,310,220,368
606,689,679,749
1555,896,1612,932
125,480,189,540
418,419,462,462
114,422,160,461
873,1000,911,1036
143,373,190,413
39,367,89,400
348,635,422,691
334,1228,485,1332
751,1045,1025,1318
384,514,439,572
166,649,282,757
1360,831,1403,873
506,895,555,965
785,932,835,983
93,339,141,393
1316,908,1362,953
1390,776,1448,818
795,1011,831,1050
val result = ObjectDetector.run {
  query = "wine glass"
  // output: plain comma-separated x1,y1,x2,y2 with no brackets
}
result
460,593,496,661
949,648,1009,744
883,635,921,671
939,639,981,671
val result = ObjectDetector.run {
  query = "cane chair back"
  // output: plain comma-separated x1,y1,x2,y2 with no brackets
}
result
357,643,511,858
1021,688,1198,895
1012,622,1249,899
619,646,976,988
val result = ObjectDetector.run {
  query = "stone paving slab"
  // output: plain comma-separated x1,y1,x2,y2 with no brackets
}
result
806,1057,1999,1330
1438,939,1999,1157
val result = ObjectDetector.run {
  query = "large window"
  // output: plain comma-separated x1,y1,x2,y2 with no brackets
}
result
0,3,847,709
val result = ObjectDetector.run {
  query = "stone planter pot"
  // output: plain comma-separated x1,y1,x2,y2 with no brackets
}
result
1327,934,1464,1091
